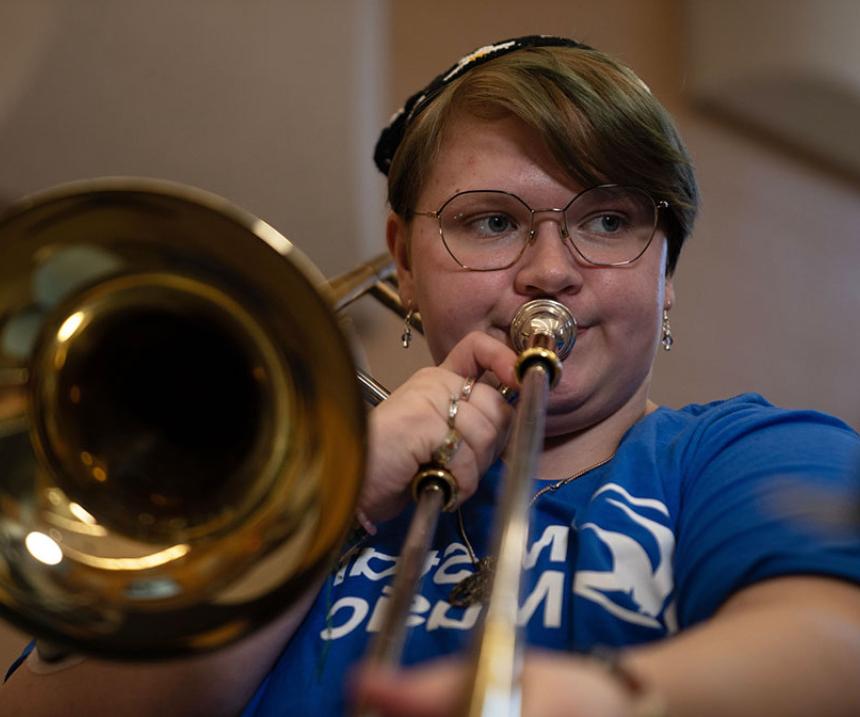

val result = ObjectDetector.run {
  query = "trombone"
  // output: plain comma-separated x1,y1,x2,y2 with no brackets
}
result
0,178,575,715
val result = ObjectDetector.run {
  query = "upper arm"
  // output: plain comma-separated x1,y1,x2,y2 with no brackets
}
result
0,583,319,717
672,403,860,627
717,575,860,626
0,629,281,717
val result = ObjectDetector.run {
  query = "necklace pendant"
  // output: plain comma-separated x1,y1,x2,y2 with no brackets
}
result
449,556,496,607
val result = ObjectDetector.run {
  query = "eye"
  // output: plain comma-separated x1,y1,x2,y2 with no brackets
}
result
441,192,527,250
581,213,629,236
479,213,516,235
451,211,519,239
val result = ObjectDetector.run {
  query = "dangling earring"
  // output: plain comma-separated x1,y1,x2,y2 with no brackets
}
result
401,309,415,349
661,309,673,351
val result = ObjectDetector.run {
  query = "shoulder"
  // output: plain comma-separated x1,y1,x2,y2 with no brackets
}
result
646,393,858,471
650,397,860,627
655,392,855,436
602,393,858,519
615,393,860,532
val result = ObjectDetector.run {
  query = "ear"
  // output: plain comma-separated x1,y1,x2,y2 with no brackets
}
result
386,212,416,308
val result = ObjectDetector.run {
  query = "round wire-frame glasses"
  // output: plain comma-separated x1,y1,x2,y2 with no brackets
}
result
414,184,670,271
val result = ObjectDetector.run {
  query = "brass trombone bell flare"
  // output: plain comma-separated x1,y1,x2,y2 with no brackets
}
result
0,178,366,658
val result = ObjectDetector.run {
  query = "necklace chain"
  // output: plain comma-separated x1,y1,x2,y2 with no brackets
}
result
528,452,616,505
449,453,615,607
455,453,615,564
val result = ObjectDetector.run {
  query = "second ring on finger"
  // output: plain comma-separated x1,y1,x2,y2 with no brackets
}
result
447,394,459,429
435,376,479,465
435,382,472,464
447,375,476,428
459,376,476,402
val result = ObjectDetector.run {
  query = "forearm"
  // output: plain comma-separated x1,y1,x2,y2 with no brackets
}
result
0,581,319,717
625,577,860,717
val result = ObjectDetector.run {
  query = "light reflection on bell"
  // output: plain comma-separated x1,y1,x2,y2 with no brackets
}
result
25,532,63,566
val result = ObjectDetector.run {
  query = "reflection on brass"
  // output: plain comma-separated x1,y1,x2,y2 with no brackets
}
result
0,178,367,658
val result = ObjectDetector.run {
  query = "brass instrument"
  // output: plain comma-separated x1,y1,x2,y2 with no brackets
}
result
0,177,575,716
0,178,374,658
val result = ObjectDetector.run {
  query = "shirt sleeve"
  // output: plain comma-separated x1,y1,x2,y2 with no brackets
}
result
672,397,860,628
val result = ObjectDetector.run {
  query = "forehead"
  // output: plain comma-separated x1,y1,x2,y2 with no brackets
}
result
419,113,583,208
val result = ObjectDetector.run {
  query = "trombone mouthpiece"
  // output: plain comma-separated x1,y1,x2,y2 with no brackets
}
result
509,299,576,387
509,299,577,359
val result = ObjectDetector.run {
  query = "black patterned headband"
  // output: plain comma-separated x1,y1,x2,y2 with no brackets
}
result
373,35,591,176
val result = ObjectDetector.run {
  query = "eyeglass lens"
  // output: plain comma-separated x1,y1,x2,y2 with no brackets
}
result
439,186,658,269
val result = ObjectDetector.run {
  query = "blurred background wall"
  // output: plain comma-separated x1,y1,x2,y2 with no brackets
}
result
1,0,858,673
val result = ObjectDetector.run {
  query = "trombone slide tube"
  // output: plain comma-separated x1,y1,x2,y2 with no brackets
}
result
356,482,447,717
461,362,551,717
364,483,446,668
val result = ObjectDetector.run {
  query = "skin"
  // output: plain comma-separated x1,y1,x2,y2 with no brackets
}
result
353,113,860,716
0,586,319,716
395,114,673,475
363,111,673,525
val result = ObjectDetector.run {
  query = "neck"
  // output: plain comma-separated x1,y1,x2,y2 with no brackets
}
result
537,389,657,481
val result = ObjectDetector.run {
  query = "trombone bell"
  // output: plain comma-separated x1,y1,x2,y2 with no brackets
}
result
0,178,366,658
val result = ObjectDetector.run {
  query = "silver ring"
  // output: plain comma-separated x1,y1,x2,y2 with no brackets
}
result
459,376,476,401
447,395,459,428
432,427,462,466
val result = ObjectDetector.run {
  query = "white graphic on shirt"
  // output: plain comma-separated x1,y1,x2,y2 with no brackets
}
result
320,529,568,641
321,493,677,642
573,483,676,631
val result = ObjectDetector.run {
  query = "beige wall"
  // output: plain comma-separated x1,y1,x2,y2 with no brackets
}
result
0,0,390,276
1,0,859,677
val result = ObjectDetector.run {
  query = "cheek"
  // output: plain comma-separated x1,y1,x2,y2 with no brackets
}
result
619,286,663,337
414,273,503,360
413,275,462,356
589,264,667,353
419,295,463,360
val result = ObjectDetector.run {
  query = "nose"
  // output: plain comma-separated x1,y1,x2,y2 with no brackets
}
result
513,211,583,296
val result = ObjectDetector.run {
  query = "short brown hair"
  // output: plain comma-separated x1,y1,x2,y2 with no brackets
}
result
387,46,698,274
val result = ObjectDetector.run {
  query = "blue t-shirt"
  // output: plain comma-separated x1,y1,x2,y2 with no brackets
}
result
242,394,860,716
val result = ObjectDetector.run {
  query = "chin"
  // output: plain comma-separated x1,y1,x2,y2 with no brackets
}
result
541,374,646,438
543,413,595,439
542,394,596,437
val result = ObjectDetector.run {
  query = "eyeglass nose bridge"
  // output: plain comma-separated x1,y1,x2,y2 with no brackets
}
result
526,206,571,244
